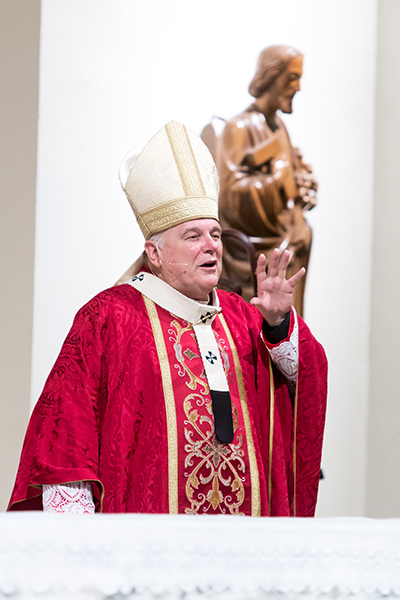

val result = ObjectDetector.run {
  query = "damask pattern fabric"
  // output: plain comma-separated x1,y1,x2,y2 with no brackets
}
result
43,317,299,515
8,284,327,516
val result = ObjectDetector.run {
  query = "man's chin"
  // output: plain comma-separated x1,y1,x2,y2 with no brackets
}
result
196,274,220,298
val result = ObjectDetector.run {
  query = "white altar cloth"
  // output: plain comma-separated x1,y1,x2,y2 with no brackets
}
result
0,513,399,600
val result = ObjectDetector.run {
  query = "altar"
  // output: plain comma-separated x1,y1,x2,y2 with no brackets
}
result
0,513,399,599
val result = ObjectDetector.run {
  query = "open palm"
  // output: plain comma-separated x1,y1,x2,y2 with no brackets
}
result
250,249,305,326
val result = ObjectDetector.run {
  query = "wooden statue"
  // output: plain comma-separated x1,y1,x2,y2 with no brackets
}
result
213,45,317,317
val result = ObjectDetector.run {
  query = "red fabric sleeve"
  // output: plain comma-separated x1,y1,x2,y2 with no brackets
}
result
218,292,327,517
292,316,327,516
8,296,108,511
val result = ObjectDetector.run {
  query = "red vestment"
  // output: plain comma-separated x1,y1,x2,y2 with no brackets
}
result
8,284,327,516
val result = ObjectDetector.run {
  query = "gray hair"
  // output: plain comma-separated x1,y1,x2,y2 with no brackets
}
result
148,230,168,252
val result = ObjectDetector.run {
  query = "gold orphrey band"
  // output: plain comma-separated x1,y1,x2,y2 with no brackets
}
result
268,360,274,515
143,296,179,514
165,121,206,198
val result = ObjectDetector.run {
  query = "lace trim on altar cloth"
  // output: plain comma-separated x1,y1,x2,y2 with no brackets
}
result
1,514,399,599
42,481,95,514
262,310,299,383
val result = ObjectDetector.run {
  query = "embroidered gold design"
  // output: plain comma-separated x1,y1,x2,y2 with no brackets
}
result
168,320,247,515
208,475,223,510
165,121,206,197
216,335,231,378
218,314,261,517
184,394,245,515
183,348,199,361
144,297,178,514
169,320,209,393
137,196,218,238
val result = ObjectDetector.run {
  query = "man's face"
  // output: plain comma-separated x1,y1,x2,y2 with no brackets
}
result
271,55,303,114
148,219,223,301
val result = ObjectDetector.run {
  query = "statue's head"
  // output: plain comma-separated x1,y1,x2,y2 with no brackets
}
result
249,45,303,114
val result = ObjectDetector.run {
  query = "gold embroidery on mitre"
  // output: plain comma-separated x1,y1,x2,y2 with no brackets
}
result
165,121,206,197
120,121,219,240
138,196,218,239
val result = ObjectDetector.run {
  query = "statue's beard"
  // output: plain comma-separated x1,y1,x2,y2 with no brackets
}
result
279,94,294,114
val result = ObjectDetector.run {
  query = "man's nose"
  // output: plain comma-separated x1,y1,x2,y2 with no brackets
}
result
204,235,219,252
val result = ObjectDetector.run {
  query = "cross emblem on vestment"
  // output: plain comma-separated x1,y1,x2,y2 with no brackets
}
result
205,351,218,365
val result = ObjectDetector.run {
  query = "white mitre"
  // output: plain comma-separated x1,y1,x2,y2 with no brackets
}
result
119,120,220,240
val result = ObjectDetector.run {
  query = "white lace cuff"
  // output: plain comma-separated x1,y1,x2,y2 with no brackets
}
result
42,481,95,514
262,309,299,383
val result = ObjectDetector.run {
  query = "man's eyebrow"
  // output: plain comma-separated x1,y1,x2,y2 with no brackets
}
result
182,226,202,235
181,225,222,236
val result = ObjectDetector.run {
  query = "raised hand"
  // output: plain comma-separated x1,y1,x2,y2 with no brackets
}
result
250,249,305,326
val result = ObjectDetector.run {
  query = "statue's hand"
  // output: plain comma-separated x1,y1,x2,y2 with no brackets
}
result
250,249,305,326
294,170,317,210
271,159,292,185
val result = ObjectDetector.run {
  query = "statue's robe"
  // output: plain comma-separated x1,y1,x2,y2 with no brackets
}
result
216,106,315,315
8,281,327,516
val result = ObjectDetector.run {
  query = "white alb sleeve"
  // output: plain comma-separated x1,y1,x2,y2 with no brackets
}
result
262,309,299,383
42,481,95,514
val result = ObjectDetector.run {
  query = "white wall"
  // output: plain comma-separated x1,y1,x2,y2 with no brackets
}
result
32,0,378,516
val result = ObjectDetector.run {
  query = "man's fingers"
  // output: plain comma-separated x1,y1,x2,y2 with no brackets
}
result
259,249,297,283
249,296,261,307
256,253,268,281
265,248,280,278
288,267,306,288
277,250,290,278
266,248,291,279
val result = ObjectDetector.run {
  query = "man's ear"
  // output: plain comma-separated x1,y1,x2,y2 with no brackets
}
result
144,240,162,269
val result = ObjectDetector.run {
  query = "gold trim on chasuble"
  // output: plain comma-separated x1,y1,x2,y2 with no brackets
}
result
143,296,178,514
268,360,275,515
268,353,299,517
293,371,299,517
218,314,261,517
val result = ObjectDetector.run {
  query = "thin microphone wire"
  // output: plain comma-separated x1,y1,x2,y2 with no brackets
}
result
160,258,188,266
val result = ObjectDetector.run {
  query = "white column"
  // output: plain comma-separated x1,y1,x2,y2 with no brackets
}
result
367,0,400,517
0,0,40,510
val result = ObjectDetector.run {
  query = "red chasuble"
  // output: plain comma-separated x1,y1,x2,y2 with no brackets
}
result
8,284,327,516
